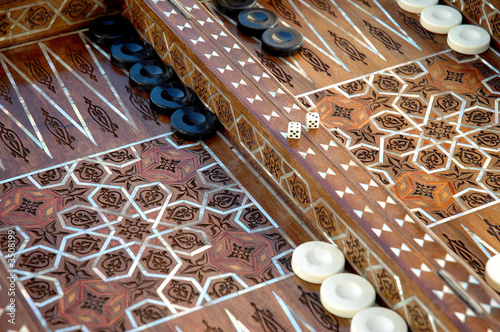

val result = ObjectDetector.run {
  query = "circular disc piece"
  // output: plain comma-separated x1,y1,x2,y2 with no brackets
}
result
447,24,491,55
420,5,462,34
150,83,196,116
485,253,500,292
291,241,345,284
351,307,408,332
111,38,153,69
129,60,174,92
320,273,376,318
216,0,256,17
262,26,304,57
171,106,220,141
397,0,438,14
89,15,134,46
238,8,278,38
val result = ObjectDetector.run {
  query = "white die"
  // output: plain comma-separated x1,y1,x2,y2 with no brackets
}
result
306,112,320,129
288,122,301,139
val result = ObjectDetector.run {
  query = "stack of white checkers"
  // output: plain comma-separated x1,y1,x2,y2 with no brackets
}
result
397,0,491,55
292,241,407,331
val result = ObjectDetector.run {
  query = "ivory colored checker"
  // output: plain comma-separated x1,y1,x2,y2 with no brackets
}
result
291,241,345,284
485,253,500,292
447,25,491,55
397,0,438,14
320,273,376,318
420,5,462,34
351,307,408,332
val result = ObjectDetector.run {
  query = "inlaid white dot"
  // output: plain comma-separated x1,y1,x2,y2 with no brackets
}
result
291,241,345,284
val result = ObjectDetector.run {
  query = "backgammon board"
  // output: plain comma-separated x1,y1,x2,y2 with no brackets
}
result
0,0,499,331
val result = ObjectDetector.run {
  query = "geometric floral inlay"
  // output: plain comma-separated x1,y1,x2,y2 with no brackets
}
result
0,134,292,330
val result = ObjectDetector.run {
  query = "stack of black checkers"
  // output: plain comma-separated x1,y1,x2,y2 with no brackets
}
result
215,0,303,57
88,15,220,141
89,15,135,46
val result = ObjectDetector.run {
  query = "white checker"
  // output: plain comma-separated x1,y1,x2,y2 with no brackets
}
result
291,241,345,284
351,307,408,332
447,24,491,55
320,273,376,318
420,5,462,34
397,0,438,13
485,253,500,292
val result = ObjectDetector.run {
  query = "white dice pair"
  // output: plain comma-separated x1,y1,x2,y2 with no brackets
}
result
288,112,320,139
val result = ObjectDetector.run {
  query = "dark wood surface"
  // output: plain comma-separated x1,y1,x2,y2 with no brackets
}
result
0,0,500,331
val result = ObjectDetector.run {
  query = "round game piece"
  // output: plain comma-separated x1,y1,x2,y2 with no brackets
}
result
351,307,408,332
150,82,196,116
171,106,220,140
291,241,345,284
216,0,257,17
129,60,174,92
89,15,134,46
320,273,376,318
262,26,304,57
420,5,462,34
397,0,438,14
111,38,153,69
485,253,500,293
238,8,279,38
447,24,491,55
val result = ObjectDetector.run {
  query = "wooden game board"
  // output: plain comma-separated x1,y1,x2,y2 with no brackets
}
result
0,0,499,331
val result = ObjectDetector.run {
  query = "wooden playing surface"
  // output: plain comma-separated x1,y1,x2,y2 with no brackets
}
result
0,0,500,331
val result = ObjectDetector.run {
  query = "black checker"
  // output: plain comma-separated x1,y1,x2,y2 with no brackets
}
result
111,38,153,69
129,60,174,92
171,106,220,141
89,15,134,46
216,0,257,17
238,8,278,38
262,26,303,57
150,83,197,116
